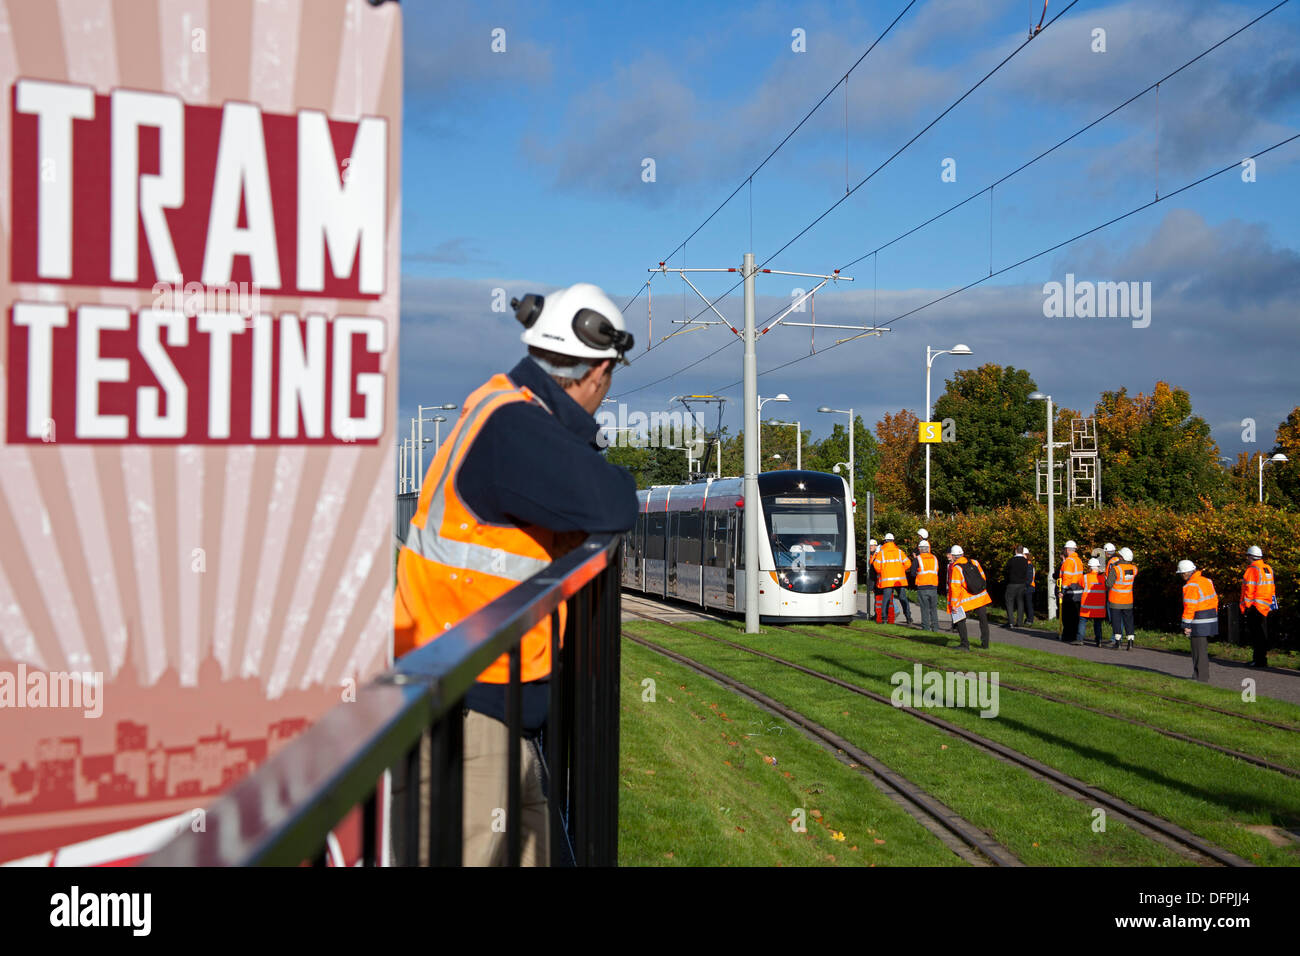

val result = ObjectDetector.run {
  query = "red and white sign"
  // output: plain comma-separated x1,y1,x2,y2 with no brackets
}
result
0,0,402,865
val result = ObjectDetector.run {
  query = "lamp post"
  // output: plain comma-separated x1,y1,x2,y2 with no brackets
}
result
818,406,854,509
766,419,801,469
1259,452,1289,503
924,344,973,520
1029,391,1056,620
757,394,790,464
416,403,458,493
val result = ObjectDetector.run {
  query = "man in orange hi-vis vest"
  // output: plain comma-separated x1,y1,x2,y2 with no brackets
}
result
1077,557,1108,646
1240,545,1276,668
394,283,637,866
1178,559,1218,682
914,540,942,632
1056,540,1086,643
871,533,913,625
946,545,992,650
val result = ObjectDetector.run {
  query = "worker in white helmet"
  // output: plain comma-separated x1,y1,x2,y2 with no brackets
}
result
1240,545,1276,668
1106,547,1139,650
1178,559,1218,682
1055,540,1085,642
395,281,637,866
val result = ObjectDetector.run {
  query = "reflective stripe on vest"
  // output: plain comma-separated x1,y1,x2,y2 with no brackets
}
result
948,559,991,613
394,374,564,682
1060,554,1085,587
1080,572,1108,616
914,553,939,587
873,544,909,586
1107,562,1137,606
1241,561,1276,615
1182,572,1218,637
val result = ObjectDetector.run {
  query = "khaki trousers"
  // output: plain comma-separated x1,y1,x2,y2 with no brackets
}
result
462,710,549,866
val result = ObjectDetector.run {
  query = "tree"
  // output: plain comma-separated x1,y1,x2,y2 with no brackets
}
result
1093,382,1220,508
929,364,1040,512
875,409,922,511
806,415,880,505
1269,407,1300,507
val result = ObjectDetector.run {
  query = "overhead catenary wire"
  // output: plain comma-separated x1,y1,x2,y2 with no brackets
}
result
705,131,1300,394
836,0,1291,272
616,0,1077,393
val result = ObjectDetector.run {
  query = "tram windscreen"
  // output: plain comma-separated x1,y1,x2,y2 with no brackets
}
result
763,496,846,568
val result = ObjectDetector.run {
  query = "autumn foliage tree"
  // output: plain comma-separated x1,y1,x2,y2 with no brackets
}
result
1093,382,1220,508
874,409,921,512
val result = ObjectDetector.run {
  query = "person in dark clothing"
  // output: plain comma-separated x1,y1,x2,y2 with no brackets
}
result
394,282,638,866
1023,550,1037,624
1003,546,1029,628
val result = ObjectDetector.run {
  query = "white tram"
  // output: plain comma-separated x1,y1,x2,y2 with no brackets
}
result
622,470,857,623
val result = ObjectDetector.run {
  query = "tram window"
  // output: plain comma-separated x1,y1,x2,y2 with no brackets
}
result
763,496,846,567
734,513,743,569
646,513,666,560
706,511,729,566
678,511,702,564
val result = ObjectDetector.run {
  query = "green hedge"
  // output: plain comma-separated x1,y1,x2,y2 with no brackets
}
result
861,503,1297,642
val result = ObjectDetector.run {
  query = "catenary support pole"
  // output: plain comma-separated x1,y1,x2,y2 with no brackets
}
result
743,252,760,634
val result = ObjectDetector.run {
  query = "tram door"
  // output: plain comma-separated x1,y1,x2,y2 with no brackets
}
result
729,510,742,608
666,511,679,595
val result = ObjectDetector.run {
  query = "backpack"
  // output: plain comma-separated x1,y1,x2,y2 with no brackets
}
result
960,559,986,594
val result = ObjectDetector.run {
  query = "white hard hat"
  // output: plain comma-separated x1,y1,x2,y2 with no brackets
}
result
1246,545,1263,559
918,541,930,551
869,539,878,547
917,528,929,539
1103,542,1115,553
1064,540,1077,550
515,283,634,364
1176,559,1196,574
948,545,963,556
1119,547,1133,562
1022,549,1030,557
884,533,895,541
1088,557,1101,570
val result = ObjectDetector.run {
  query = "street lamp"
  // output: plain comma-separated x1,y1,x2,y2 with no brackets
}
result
818,405,854,508
924,344,973,519
757,394,790,464
415,403,458,493
1029,391,1056,621
1259,452,1288,503
766,419,801,469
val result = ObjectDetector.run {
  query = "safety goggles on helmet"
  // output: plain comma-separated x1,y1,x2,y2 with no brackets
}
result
513,292,635,364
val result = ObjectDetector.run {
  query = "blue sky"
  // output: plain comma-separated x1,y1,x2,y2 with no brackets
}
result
399,0,1300,466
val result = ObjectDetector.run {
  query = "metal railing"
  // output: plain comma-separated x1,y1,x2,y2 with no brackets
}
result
145,534,623,866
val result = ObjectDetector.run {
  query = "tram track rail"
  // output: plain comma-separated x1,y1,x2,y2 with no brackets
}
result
622,626,1022,866
846,618,1300,733
622,598,1252,867
784,624,1300,781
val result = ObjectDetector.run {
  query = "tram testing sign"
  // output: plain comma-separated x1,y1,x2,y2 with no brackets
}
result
0,0,401,865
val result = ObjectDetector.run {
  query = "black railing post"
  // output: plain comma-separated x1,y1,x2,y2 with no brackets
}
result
506,645,522,866
426,711,463,866
547,609,567,866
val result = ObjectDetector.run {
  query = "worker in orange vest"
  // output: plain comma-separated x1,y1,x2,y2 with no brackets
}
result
1055,540,1086,643
394,283,637,865
1105,547,1139,650
1178,559,1218,683
1240,545,1276,668
946,545,992,650
871,533,913,625
1077,557,1108,646
913,540,941,632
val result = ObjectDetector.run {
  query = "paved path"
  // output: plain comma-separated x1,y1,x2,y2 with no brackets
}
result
855,593,1300,705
